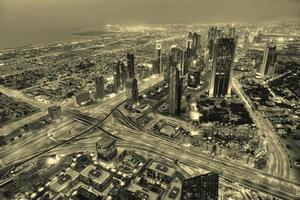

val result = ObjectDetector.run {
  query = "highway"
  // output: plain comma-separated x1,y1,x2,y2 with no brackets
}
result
231,76,291,180
1,71,299,199
0,75,164,167
58,105,300,200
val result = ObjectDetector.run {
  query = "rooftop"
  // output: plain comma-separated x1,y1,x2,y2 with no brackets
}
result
128,183,159,200
148,161,176,178
81,165,110,185
96,136,116,149
49,168,79,193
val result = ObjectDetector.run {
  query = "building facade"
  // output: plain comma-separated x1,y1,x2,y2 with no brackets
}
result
181,172,219,200
209,37,235,97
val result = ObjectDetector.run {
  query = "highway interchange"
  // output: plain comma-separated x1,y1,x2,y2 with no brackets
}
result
0,71,299,199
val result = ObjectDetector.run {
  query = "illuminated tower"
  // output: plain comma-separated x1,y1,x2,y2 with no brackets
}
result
209,38,235,97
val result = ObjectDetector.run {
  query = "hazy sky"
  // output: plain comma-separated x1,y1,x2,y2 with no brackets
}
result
0,0,299,49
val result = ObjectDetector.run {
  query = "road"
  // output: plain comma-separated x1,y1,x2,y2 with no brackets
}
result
0,75,164,167
64,111,300,200
231,76,291,180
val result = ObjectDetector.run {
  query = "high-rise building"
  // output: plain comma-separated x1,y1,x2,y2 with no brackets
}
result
96,136,117,161
243,29,250,52
208,26,218,60
258,44,277,77
170,45,186,76
186,33,193,59
156,44,163,73
181,172,219,200
113,60,121,91
188,60,201,89
253,29,263,43
116,188,143,200
169,66,182,115
132,78,139,104
120,60,127,88
192,32,201,56
125,78,139,104
95,76,105,99
209,38,235,97
127,53,135,79
228,26,236,38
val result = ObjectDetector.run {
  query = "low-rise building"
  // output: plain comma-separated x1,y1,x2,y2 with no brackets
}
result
80,165,112,192
49,168,79,193
147,161,176,184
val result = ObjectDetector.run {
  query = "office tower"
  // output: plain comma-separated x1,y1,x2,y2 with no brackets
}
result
125,78,139,104
127,53,135,79
170,45,181,65
113,60,121,91
258,44,277,77
192,32,201,56
181,172,219,200
152,59,160,74
116,188,143,200
253,29,263,43
120,60,127,88
96,136,117,161
208,26,218,60
243,29,250,52
171,45,186,76
156,43,162,73
169,66,182,115
186,33,193,59
209,38,235,97
188,60,201,88
132,78,139,104
228,26,236,38
95,75,105,99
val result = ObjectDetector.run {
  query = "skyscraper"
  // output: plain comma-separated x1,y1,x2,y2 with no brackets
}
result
227,26,236,38
209,37,235,97
132,78,139,104
125,78,139,104
181,172,219,200
156,43,162,73
192,32,201,56
171,45,186,76
186,33,193,59
120,60,127,88
243,29,250,52
96,136,117,161
169,66,182,115
258,44,277,77
208,26,218,60
95,75,105,99
127,53,135,79
253,29,263,43
113,60,121,91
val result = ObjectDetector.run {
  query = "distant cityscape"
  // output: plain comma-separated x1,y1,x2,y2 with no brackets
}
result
0,19,300,200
